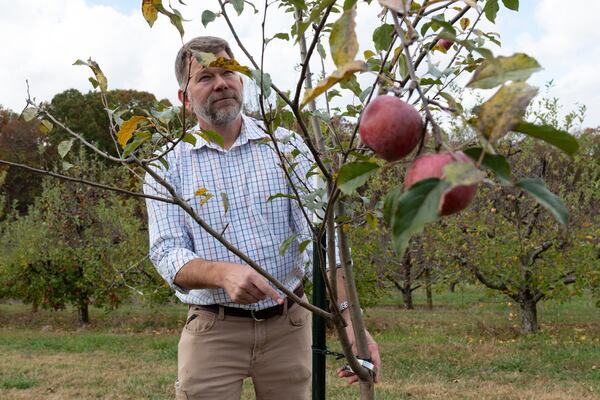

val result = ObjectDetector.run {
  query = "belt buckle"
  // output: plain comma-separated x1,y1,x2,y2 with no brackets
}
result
251,309,265,322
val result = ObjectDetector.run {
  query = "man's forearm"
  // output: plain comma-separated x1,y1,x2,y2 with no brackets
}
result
174,259,227,290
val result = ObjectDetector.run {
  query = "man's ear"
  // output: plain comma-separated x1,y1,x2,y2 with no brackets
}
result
178,89,192,114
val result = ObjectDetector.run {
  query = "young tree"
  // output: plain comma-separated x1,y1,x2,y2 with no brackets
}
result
3,0,584,397
0,152,167,324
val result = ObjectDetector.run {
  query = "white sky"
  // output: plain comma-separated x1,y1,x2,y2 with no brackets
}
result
0,0,598,128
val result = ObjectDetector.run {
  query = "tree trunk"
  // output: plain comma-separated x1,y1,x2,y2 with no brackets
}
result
519,298,538,333
401,288,414,310
77,299,89,325
424,266,433,310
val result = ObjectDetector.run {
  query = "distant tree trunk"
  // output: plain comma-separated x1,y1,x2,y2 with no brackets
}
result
402,252,414,310
401,286,414,310
424,266,433,310
519,296,539,333
449,280,458,293
77,299,89,325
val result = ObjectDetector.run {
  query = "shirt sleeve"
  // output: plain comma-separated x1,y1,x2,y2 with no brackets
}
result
143,150,198,295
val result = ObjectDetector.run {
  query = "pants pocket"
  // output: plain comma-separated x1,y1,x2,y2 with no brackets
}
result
184,308,216,335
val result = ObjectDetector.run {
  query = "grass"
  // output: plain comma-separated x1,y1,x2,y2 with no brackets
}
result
0,286,598,399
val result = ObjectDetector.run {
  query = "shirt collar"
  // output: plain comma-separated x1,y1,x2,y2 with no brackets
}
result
190,114,269,151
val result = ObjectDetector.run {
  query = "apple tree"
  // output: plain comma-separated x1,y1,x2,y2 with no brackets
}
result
3,0,585,396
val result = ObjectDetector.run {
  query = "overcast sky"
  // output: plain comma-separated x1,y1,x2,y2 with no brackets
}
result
1,0,598,128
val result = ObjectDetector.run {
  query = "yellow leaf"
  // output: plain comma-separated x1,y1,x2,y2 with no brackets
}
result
194,188,209,196
194,188,213,206
209,57,252,78
476,82,538,142
460,17,470,30
363,50,376,59
301,60,367,108
88,59,108,93
142,0,158,27
117,116,147,147
329,7,358,68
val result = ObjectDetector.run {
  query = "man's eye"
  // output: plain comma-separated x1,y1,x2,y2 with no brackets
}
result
198,75,211,82
223,70,235,76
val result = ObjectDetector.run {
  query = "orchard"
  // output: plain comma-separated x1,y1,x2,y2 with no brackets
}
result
1,1,596,399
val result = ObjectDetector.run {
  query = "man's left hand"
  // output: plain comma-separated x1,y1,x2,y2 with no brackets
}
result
336,327,381,385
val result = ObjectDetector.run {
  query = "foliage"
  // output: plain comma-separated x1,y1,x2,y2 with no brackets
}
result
0,150,170,322
0,106,56,215
48,89,170,156
423,104,598,332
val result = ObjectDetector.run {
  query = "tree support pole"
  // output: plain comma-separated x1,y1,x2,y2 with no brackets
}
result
312,233,327,400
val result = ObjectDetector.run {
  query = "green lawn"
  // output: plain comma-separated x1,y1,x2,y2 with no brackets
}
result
0,286,598,399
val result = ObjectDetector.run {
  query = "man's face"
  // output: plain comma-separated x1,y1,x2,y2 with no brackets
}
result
180,50,244,126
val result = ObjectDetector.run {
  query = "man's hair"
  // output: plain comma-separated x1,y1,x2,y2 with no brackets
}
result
174,36,235,89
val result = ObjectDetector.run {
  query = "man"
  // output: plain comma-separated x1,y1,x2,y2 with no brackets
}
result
144,36,379,400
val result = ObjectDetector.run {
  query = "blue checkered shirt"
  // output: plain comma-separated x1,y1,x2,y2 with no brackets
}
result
144,114,316,310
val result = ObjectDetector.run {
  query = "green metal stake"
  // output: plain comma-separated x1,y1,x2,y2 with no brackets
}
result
312,233,327,400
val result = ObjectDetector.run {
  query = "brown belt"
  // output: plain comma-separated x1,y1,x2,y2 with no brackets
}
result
193,285,304,320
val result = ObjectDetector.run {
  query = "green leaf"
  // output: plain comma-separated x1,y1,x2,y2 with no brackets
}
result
337,162,380,195
483,0,499,23
201,10,216,27
191,50,217,67
329,7,358,68
272,32,290,41
199,129,225,148
279,234,300,256
122,138,146,158
443,162,486,187
372,24,394,53
430,15,457,36
39,119,53,134
298,239,311,254
476,82,538,142
467,53,542,89
220,192,229,214
58,139,74,158
182,133,197,146
251,69,272,98
267,193,296,202
516,178,568,224
464,147,512,184
231,0,244,14
384,179,448,257
513,122,579,157
22,107,36,122
502,0,519,11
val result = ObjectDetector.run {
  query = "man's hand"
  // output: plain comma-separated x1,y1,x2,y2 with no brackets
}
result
220,262,283,305
336,326,381,385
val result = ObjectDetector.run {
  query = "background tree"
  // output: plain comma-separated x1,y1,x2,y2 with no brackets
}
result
0,150,169,324
0,106,55,215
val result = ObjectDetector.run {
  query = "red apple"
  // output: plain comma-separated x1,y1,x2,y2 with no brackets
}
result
359,95,422,162
404,151,477,216
437,39,453,51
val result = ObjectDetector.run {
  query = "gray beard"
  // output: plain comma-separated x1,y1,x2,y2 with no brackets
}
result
195,92,243,126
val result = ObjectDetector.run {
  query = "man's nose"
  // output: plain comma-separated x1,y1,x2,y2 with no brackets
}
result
213,74,229,90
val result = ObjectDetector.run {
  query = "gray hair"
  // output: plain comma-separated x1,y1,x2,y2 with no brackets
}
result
174,36,234,89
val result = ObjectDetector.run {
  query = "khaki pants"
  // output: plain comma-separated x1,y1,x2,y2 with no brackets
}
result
176,296,312,400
